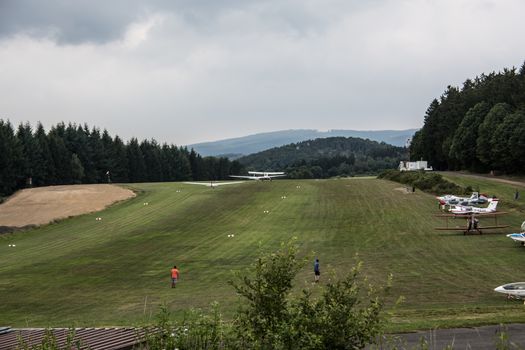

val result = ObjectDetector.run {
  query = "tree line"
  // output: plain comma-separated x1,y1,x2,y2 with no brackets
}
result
239,137,407,178
410,61,525,173
0,120,244,197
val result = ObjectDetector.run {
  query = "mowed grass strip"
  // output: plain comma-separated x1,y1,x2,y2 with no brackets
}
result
1,178,525,330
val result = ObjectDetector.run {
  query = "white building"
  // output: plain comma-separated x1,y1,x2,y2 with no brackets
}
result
399,160,433,171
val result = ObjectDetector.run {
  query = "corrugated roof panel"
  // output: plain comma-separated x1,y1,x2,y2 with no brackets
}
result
0,328,146,350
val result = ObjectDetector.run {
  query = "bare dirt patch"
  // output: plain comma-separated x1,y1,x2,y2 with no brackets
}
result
0,184,135,228
394,187,411,194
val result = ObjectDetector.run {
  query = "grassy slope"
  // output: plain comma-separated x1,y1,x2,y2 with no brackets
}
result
1,178,525,331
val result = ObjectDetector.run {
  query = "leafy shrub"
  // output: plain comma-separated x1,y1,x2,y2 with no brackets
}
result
378,170,465,195
140,241,391,350
140,303,228,350
228,240,391,349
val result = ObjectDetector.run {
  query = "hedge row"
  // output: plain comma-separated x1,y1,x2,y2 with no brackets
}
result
378,170,470,195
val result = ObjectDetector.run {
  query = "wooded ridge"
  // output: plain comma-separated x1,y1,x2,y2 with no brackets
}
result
0,120,243,197
238,136,407,178
410,61,525,173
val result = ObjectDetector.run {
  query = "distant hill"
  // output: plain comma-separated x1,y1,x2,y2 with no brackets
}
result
237,136,407,178
188,129,417,157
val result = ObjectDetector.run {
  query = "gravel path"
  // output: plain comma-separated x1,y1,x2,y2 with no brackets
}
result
440,171,525,188
372,324,525,349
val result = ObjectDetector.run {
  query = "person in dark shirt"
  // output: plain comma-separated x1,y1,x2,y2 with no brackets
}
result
314,258,320,282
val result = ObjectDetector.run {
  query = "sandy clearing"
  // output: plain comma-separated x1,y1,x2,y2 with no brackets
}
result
0,184,135,228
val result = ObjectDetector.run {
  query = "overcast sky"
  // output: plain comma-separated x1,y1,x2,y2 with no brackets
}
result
1,0,524,145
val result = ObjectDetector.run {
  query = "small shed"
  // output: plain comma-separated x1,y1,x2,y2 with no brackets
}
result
399,160,433,171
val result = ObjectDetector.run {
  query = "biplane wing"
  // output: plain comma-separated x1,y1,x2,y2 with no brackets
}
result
434,211,508,218
435,210,509,234
435,225,510,231
434,225,510,235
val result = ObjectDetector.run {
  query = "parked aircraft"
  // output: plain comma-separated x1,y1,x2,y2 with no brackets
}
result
449,198,499,215
434,200,508,234
494,282,525,300
507,233,525,245
506,221,525,245
436,192,488,206
230,171,286,181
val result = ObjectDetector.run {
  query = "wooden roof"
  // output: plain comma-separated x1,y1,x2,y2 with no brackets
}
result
0,327,147,350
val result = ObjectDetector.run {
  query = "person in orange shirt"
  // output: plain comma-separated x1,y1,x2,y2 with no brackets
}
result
171,265,180,288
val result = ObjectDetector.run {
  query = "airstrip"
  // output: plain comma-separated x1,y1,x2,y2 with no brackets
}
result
1,177,525,331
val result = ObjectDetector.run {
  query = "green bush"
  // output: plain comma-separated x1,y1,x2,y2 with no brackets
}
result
141,303,228,350
378,170,465,195
228,240,391,349
141,241,391,350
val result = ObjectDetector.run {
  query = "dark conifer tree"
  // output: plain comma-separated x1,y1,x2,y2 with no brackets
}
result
47,129,71,184
16,122,45,187
140,139,162,182
0,120,23,196
70,153,85,184
34,122,54,186
99,129,115,183
88,127,106,183
175,146,192,181
111,135,129,183
189,148,205,180
127,138,146,183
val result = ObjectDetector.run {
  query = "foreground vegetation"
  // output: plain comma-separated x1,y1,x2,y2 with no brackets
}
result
139,241,389,350
2,178,525,331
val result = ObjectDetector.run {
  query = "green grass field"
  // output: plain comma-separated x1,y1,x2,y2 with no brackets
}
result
2,177,525,331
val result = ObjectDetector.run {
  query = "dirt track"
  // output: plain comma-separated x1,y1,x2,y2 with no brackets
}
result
440,171,525,188
0,184,135,228
377,324,525,349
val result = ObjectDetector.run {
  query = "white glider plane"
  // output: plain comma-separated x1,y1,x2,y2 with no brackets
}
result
183,181,245,188
230,171,286,181
495,282,525,301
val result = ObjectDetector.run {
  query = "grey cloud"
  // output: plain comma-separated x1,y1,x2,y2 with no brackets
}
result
1,0,524,145
0,0,374,44
0,0,142,44
0,0,266,44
